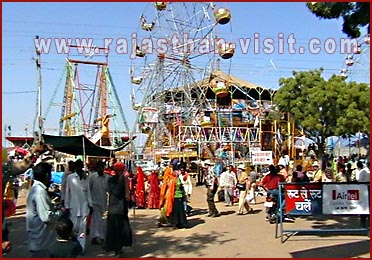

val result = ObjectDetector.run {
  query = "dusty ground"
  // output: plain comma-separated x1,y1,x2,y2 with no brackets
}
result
3,181,370,258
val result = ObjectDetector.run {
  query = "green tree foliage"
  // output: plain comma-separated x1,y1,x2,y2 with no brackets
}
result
273,69,370,157
306,2,370,38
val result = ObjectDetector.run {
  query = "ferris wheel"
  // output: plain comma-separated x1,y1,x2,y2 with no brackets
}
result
130,2,235,151
339,33,370,83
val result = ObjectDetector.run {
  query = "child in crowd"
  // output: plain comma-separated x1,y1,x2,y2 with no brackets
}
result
48,217,83,258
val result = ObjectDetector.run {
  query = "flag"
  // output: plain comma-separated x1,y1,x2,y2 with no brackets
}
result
276,128,283,144
253,116,259,128
176,113,182,126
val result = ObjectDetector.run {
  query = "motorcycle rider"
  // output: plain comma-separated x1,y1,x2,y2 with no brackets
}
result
261,164,294,222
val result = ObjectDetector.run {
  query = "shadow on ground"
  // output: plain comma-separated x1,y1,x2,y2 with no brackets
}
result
111,213,231,258
290,240,370,258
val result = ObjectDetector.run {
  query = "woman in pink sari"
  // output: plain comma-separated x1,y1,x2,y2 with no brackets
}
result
147,170,160,209
135,166,146,208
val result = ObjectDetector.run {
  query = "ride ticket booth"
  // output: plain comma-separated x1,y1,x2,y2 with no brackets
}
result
276,182,370,243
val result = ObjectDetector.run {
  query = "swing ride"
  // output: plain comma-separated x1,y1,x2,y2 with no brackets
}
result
44,45,131,150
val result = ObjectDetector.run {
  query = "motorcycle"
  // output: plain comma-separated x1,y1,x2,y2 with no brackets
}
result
264,190,295,224
264,192,278,224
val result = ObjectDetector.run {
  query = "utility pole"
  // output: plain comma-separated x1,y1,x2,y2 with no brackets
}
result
25,124,29,145
35,35,43,143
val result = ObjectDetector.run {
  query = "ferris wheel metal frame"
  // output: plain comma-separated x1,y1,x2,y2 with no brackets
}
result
339,33,370,83
129,2,236,156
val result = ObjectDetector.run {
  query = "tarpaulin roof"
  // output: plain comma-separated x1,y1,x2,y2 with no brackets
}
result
42,134,133,157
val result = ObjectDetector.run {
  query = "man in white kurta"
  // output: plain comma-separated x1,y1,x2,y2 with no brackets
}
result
219,165,237,206
64,159,92,252
88,161,109,245
26,162,62,256
357,161,370,182
179,166,193,214
60,160,75,205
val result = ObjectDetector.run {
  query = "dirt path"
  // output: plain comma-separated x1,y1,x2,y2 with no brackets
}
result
3,182,370,258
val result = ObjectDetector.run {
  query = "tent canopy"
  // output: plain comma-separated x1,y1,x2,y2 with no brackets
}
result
42,134,133,157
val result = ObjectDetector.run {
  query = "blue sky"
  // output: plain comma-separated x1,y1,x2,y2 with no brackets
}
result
2,2,370,146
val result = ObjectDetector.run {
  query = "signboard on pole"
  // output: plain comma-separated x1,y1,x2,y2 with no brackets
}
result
251,151,273,165
168,151,198,158
322,183,370,215
284,183,323,215
141,107,159,123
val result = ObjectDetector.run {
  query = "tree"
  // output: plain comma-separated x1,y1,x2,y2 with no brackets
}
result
306,2,370,38
273,69,370,158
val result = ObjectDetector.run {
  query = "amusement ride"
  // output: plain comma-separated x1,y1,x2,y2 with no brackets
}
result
7,2,365,166
128,2,305,164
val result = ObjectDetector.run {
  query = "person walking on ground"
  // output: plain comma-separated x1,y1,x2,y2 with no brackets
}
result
179,165,193,215
345,163,356,182
236,165,253,215
135,166,146,209
158,166,174,226
292,165,310,182
313,161,334,182
147,170,160,209
63,159,93,253
60,161,75,209
197,161,206,186
105,161,133,256
249,165,259,204
158,164,187,228
48,217,83,258
26,162,62,257
356,161,370,183
204,160,220,217
169,165,188,228
355,161,370,228
334,164,348,182
88,161,109,246
310,161,321,182
124,165,136,209
219,164,237,206
2,212,12,255
277,164,289,182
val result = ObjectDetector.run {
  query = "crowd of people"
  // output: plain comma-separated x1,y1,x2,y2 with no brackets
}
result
18,159,134,257
199,154,370,223
203,161,259,218
3,157,196,257
2,152,370,257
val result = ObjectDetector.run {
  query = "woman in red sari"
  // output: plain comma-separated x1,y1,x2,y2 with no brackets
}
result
135,166,146,209
147,170,160,209
124,165,136,209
